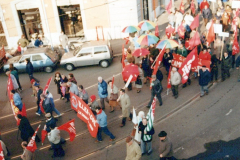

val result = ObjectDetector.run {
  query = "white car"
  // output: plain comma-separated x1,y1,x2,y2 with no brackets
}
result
60,40,113,71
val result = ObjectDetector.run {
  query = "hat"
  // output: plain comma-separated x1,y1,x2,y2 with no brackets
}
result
125,136,132,143
45,113,51,118
33,82,40,87
202,65,206,68
90,95,96,102
158,131,167,137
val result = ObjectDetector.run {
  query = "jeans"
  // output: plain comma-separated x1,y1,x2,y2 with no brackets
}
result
148,92,162,106
100,97,109,109
52,106,61,116
211,68,218,81
141,140,152,154
16,78,22,89
221,68,230,80
97,126,115,141
21,47,27,55
200,85,208,96
37,102,42,114
171,85,179,97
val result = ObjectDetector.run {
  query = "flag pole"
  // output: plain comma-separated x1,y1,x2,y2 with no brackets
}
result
151,43,167,68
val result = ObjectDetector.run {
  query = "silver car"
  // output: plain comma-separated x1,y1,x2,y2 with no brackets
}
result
60,41,113,71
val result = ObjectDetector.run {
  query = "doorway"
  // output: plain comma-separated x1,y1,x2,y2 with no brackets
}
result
143,0,149,20
58,5,84,38
17,8,43,42
0,21,7,46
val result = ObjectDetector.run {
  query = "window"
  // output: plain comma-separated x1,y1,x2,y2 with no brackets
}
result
32,55,43,61
78,48,92,57
19,55,31,63
94,46,107,54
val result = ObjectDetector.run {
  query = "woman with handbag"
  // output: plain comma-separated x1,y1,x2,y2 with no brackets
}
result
107,80,118,113
133,111,145,144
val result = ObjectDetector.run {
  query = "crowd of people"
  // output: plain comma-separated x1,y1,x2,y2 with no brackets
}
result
1,0,240,159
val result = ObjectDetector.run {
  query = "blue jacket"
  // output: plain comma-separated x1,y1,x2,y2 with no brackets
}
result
34,39,43,47
26,62,34,75
199,69,211,86
43,97,54,114
98,80,108,98
96,110,107,127
13,93,23,111
46,117,57,133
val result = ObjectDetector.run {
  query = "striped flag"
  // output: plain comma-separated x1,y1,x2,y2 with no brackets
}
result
143,97,156,141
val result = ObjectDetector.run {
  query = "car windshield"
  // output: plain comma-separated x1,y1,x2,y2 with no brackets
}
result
73,46,81,56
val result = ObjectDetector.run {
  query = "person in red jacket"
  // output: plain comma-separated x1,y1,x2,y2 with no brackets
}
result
199,48,211,61
200,0,209,12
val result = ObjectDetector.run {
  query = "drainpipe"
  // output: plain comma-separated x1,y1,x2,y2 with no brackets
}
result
40,0,53,50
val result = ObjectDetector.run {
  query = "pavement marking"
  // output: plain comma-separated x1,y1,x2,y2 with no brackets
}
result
0,73,122,120
225,109,232,116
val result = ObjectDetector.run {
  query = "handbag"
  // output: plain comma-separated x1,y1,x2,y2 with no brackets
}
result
131,128,136,137
109,93,118,101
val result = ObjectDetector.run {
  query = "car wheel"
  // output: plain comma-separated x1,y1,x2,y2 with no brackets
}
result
100,60,109,68
65,63,75,71
44,66,53,73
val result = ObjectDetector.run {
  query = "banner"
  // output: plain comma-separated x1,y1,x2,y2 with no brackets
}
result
0,142,4,160
7,75,20,125
41,129,48,145
26,125,40,153
192,59,211,72
58,119,76,142
152,45,166,75
39,77,53,114
70,92,99,138
178,48,198,84
171,53,186,68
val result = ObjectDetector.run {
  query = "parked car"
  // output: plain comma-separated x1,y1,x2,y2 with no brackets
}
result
3,47,60,73
60,40,113,71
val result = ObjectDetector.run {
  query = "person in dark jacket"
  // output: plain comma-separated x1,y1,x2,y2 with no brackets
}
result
146,75,163,108
138,118,155,155
162,49,173,74
158,131,174,160
34,83,43,116
34,37,43,48
221,52,232,81
98,77,109,110
142,55,151,84
202,5,211,26
41,94,61,117
156,68,163,82
236,55,240,81
54,72,64,99
25,58,34,80
17,114,41,142
198,66,211,97
211,54,219,82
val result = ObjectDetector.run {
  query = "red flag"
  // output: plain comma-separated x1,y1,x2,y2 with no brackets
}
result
191,0,195,15
177,23,185,39
189,32,201,48
41,129,48,145
236,8,239,17
207,22,215,44
124,37,129,44
232,32,239,55
178,47,198,84
39,77,53,114
58,119,76,142
179,0,184,14
151,97,156,117
167,66,172,89
18,103,27,117
111,76,114,89
166,26,175,39
155,26,159,37
190,15,199,30
7,75,20,125
152,46,166,75
70,93,99,138
26,125,40,153
0,142,5,160
165,0,172,14
122,44,125,68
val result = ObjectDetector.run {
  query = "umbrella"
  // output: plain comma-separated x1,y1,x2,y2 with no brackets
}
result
132,48,150,57
137,34,159,46
156,39,179,49
133,37,140,49
122,63,139,82
122,26,140,33
138,20,156,31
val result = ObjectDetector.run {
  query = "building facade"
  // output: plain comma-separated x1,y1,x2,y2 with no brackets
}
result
0,0,166,48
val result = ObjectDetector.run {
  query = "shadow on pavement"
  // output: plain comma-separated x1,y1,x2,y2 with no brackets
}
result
183,137,240,160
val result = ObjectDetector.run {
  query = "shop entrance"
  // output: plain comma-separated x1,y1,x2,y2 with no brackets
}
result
58,5,84,38
17,8,43,41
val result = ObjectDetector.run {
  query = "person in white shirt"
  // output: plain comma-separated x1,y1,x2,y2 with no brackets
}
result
175,10,183,32
184,12,194,26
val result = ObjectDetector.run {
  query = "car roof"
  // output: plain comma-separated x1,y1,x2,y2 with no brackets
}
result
81,40,109,48
23,47,48,55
